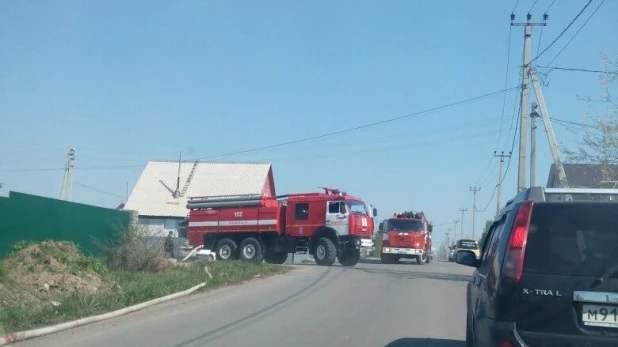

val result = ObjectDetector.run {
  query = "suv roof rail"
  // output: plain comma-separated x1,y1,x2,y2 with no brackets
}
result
507,186,618,204
495,186,618,217
543,188,618,195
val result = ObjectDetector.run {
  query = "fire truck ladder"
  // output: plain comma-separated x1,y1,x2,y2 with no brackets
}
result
180,161,199,197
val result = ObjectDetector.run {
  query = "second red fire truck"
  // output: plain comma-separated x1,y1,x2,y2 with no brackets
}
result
379,211,433,265
185,188,377,267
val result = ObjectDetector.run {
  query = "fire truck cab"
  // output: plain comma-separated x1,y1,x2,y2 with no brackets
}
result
186,187,377,267
379,211,433,265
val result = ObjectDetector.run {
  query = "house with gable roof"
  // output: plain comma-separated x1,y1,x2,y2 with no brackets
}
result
546,163,618,188
123,160,275,237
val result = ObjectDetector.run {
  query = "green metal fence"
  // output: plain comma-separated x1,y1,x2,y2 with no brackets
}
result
0,191,130,259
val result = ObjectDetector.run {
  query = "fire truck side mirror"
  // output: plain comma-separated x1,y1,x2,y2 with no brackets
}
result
372,207,378,217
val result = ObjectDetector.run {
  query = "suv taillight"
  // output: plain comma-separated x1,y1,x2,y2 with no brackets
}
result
503,200,534,282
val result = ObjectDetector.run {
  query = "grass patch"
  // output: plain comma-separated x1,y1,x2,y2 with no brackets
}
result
0,263,8,284
0,260,289,333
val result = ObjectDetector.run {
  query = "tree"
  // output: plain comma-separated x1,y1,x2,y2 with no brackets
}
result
562,55,618,183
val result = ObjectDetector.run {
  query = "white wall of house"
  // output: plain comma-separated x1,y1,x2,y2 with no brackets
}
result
138,217,183,237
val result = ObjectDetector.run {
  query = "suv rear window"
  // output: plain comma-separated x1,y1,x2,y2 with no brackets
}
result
523,202,618,278
457,240,478,249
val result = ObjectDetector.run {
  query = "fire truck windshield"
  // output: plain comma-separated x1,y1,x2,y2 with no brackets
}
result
347,200,369,215
387,219,425,232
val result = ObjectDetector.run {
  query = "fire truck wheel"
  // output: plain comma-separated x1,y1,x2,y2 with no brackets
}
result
238,237,264,263
338,250,360,267
264,251,288,264
314,237,337,266
417,251,428,265
216,238,238,261
380,253,392,264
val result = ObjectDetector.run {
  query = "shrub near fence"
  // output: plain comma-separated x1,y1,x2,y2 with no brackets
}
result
0,191,130,259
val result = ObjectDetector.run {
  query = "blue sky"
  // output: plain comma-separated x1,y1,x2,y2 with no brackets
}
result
1,0,616,248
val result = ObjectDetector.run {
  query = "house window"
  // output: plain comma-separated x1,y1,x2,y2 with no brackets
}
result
295,203,309,220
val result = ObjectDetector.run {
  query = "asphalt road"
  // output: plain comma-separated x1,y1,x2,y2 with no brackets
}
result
16,258,474,347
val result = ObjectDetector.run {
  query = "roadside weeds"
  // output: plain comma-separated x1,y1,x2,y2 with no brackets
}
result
0,251,290,334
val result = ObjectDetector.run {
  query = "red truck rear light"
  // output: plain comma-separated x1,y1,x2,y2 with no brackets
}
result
500,341,515,347
503,200,534,283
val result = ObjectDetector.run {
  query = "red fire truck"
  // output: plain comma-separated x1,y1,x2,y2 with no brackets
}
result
379,211,433,265
186,187,377,267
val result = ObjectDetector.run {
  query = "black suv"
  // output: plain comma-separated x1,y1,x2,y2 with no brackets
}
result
455,186,618,346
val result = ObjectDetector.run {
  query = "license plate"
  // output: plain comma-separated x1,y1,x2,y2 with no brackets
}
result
582,304,618,328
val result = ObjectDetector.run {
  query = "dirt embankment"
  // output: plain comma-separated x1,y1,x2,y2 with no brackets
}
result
0,241,109,308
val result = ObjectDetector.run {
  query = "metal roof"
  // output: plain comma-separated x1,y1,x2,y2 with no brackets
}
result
547,163,618,188
123,160,273,218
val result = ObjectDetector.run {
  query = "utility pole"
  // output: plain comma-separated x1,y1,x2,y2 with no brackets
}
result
445,228,452,248
60,148,75,201
458,208,467,239
529,66,569,188
512,13,547,192
453,220,460,241
494,151,512,216
530,102,540,187
469,186,481,239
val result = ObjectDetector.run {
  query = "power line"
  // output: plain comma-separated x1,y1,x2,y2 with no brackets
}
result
75,182,126,199
0,131,503,173
535,23,545,58
0,117,508,173
192,87,519,161
545,0,557,13
512,0,520,13
477,89,522,213
473,159,496,188
236,131,501,163
496,24,515,150
528,0,540,13
552,117,601,130
0,87,518,173
502,47,525,151
542,0,606,70
530,0,593,64
538,65,617,75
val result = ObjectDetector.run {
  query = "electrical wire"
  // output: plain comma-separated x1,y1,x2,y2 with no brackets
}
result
512,0,520,13
75,182,126,199
496,24,514,150
475,18,515,188
528,0,539,13
535,24,544,58
476,90,522,213
191,87,519,161
538,65,617,75
529,0,593,64
502,48,525,151
545,0,557,13
552,117,601,131
247,130,501,163
541,0,606,71
473,159,496,188
0,87,519,173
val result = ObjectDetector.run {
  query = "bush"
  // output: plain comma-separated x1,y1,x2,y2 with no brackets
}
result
99,225,170,273
11,240,34,254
